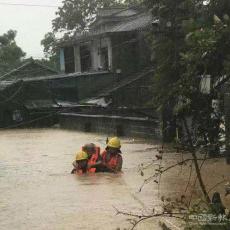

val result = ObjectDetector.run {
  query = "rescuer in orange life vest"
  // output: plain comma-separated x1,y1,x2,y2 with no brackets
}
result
82,143,102,173
71,151,88,174
100,137,123,173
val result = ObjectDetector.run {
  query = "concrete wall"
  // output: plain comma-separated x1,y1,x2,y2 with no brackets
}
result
59,113,162,139
74,46,81,72
60,48,65,72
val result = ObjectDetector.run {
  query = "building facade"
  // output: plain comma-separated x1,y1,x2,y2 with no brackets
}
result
59,7,153,75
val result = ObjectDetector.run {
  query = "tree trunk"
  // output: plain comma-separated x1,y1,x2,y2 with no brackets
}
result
182,117,211,204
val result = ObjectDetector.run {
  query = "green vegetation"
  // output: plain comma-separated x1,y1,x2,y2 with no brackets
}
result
144,0,230,147
40,32,60,71
0,30,25,76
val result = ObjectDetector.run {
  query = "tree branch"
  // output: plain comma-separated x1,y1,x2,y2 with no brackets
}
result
139,156,223,192
182,117,211,204
114,206,185,230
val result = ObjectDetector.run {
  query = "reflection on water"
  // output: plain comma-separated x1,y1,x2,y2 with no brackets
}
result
0,129,160,230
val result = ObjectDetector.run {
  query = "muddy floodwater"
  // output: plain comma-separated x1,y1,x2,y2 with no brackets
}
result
0,129,167,230
2,129,229,230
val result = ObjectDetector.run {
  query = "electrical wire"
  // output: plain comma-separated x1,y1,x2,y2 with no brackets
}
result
0,2,59,8
0,81,24,104
0,107,62,130
0,65,59,80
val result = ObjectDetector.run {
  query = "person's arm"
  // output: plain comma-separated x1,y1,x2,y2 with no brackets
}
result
115,156,122,172
102,164,117,173
87,160,103,169
87,155,103,169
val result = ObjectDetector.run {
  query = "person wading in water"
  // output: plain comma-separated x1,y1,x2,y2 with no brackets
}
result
82,143,102,173
71,151,88,174
100,137,123,173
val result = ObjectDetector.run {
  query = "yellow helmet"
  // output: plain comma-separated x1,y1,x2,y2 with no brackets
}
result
107,137,121,149
75,151,88,161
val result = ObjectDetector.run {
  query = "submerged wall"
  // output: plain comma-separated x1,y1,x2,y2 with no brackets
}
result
59,113,161,139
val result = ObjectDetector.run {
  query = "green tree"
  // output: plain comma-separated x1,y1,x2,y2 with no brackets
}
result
143,0,230,162
0,30,25,75
40,32,59,70
52,0,142,33
143,0,230,205
52,0,123,33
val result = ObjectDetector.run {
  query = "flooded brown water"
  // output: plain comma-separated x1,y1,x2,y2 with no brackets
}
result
2,129,228,230
0,129,167,230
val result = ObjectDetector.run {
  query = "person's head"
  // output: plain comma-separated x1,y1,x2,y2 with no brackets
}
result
106,137,121,154
82,143,96,157
75,151,88,172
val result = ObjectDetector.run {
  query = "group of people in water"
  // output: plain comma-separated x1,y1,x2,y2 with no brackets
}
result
71,137,123,174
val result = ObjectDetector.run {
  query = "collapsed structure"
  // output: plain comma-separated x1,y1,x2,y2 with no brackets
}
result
0,7,161,138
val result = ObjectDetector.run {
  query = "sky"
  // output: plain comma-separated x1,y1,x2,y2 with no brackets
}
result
0,0,63,59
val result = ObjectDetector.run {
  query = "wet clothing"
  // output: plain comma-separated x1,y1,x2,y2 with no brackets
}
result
101,150,122,172
71,160,88,174
71,144,122,174
87,147,102,173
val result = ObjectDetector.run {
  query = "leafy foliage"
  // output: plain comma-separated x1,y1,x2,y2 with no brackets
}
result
52,0,143,33
52,0,122,33
145,0,230,147
0,30,25,75
40,32,60,70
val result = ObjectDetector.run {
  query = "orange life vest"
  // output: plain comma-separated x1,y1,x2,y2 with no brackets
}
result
101,150,121,170
81,146,100,173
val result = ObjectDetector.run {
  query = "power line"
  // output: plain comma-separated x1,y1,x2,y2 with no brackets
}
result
0,2,59,8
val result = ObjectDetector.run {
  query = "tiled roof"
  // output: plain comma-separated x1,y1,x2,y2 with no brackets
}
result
110,13,152,32
71,12,152,43
89,7,138,29
97,7,127,17
112,8,139,17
